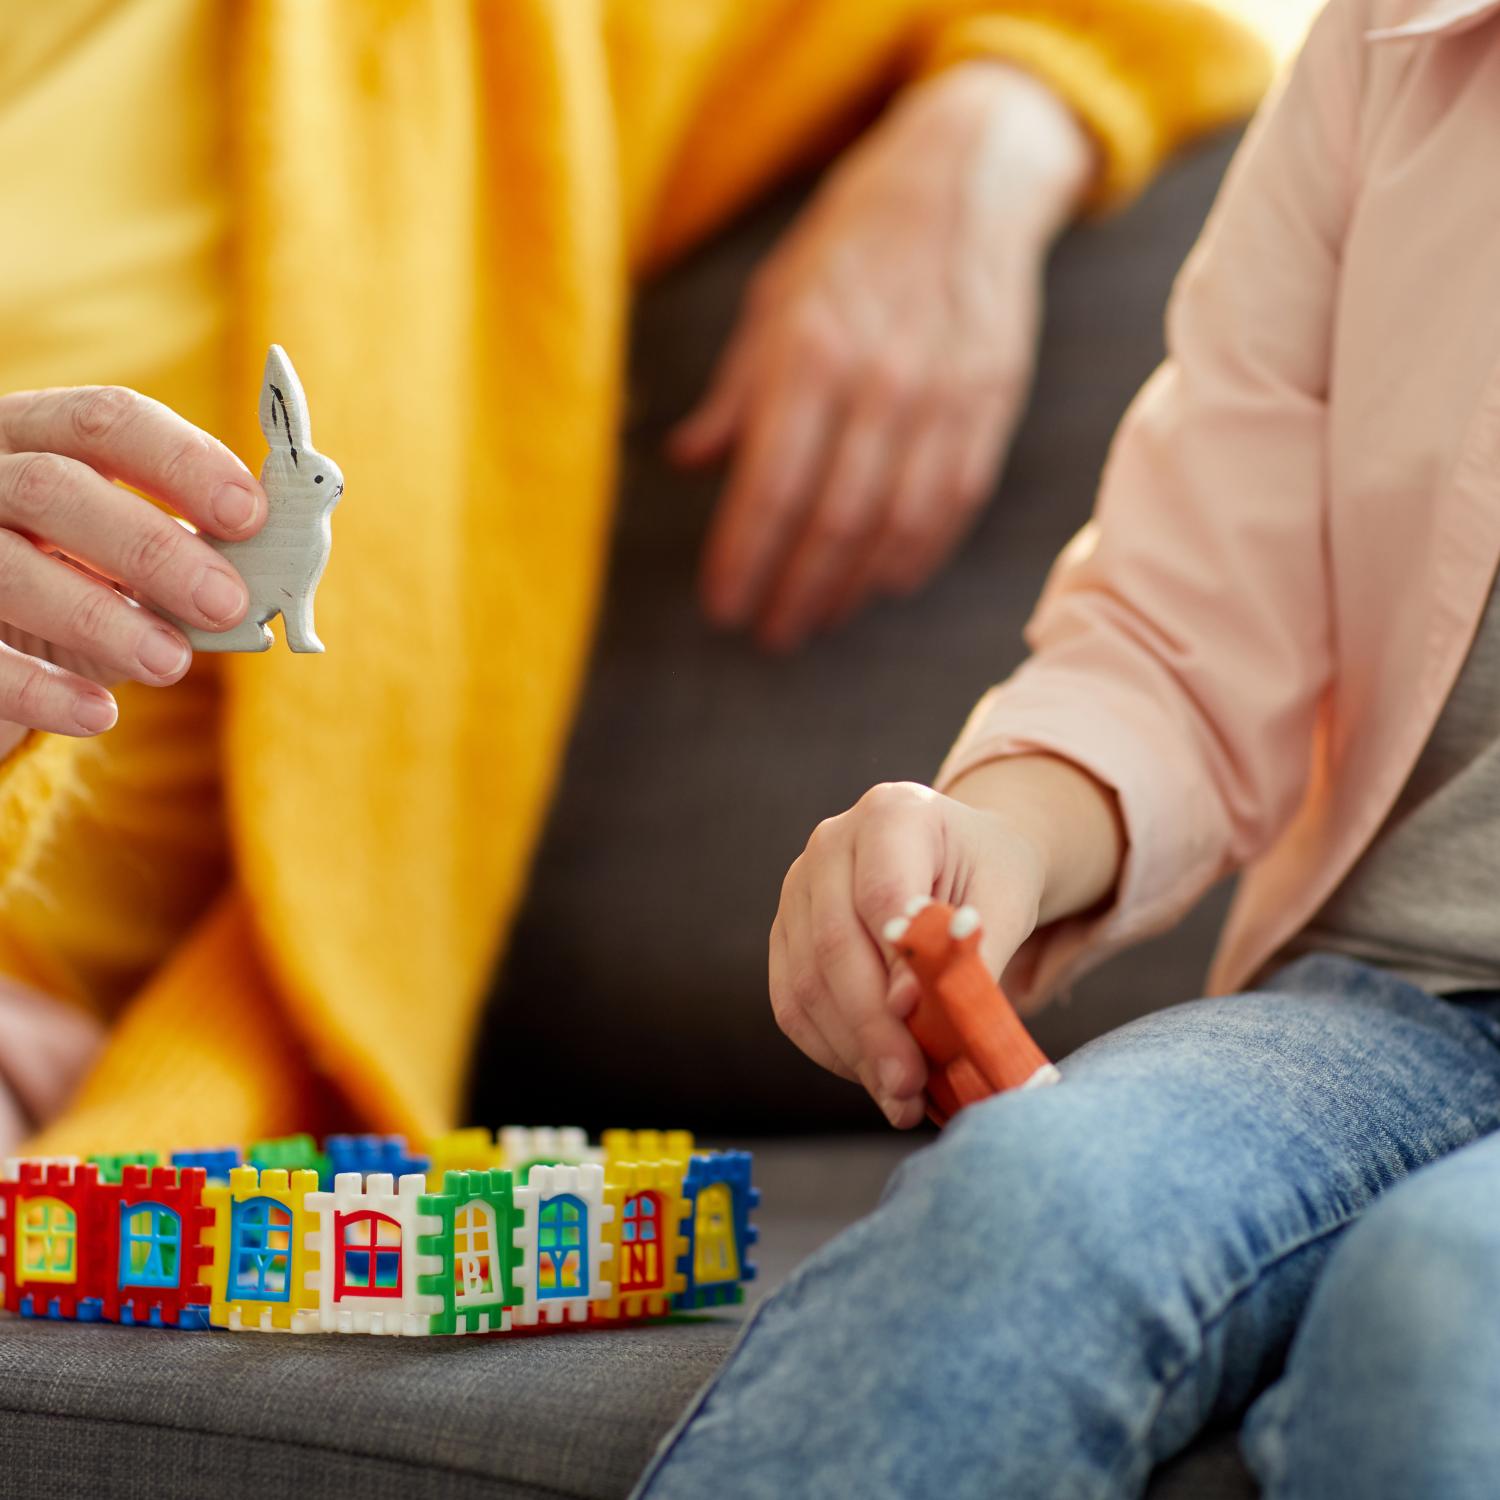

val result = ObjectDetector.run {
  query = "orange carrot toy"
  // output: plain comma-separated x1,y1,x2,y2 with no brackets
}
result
883,899,1061,1126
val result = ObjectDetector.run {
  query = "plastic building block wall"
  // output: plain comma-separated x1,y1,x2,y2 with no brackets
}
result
0,1130,757,1342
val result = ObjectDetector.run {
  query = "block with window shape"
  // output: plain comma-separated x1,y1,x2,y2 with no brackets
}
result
510,1163,612,1327
120,1204,179,1287
97,1165,213,1329
621,1191,663,1290
418,1167,524,1336
232,1198,294,1301
20,1197,77,1284
306,1172,440,1335
0,1161,102,1320
595,1156,692,1322
337,1210,402,1297
539,1194,587,1298
203,1167,320,1332
675,1152,759,1312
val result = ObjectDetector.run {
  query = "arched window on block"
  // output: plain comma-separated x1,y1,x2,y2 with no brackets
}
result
454,1201,500,1304
620,1191,663,1291
336,1211,402,1299
538,1193,588,1299
230,1198,293,1301
17,1197,76,1285
120,1202,181,1288
693,1183,740,1284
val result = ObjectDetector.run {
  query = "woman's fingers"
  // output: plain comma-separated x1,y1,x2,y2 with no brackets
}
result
756,393,896,651
0,530,192,688
822,405,949,628
0,453,248,632
0,636,118,737
0,386,265,541
882,396,1016,598
698,363,835,627
669,323,757,468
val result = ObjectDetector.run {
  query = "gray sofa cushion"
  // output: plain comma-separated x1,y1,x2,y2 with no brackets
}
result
0,1139,1254,1499
477,134,1238,1137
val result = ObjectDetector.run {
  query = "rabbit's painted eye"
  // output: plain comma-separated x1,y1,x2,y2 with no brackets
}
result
314,474,325,484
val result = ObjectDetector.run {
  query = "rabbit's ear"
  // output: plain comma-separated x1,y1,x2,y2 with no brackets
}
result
258,344,312,461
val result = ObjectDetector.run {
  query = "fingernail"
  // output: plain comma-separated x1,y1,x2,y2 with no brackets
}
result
74,693,118,734
192,567,245,624
878,1059,905,1097
211,481,258,534
139,629,190,679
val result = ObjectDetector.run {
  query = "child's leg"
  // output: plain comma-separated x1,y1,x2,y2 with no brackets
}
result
1243,1122,1500,1499
634,957,1500,1500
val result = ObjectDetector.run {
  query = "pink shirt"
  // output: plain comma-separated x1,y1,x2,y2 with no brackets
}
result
938,0,1500,1006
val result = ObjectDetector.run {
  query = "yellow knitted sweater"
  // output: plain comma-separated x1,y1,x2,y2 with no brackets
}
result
0,0,1270,1154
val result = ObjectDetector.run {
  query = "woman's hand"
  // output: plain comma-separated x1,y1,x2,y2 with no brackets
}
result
0,385,265,755
673,61,1094,650
770,758,1124,1127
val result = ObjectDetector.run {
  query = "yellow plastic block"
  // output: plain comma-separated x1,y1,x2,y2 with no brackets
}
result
426,1128,504,1184
601,1129,694,1170
597,1158,691,1321
204,1167,321,1333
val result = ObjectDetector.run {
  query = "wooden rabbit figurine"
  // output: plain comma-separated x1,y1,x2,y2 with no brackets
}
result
180,345,344,652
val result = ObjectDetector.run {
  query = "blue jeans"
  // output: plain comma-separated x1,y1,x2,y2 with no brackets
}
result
634,956,1500,1499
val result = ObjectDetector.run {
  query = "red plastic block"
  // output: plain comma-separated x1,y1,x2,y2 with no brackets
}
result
94,1165,213,1327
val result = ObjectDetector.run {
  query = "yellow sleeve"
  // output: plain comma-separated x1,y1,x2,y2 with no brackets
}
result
0,733,81,900
914,2,1275,211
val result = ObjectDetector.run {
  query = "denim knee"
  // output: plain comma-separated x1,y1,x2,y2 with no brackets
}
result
1244,1139,1500,1499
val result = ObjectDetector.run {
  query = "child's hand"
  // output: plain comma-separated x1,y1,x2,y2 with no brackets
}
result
0,385,265,751
770,781,1048,1128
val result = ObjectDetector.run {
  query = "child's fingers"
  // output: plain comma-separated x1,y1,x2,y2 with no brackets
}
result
0,638,116,736
769,914,855,1082
0,533,192,687
0,386,266,541
803,849,927,1120
0,453,248,632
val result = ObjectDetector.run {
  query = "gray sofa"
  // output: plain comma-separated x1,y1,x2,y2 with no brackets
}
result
0,138,1257,1496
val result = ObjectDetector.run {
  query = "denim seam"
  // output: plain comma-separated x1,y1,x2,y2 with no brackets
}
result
1099,1206,1364,1500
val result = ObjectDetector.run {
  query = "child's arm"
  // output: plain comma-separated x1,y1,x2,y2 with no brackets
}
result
771,0,1367,1125
935,0,1367,1000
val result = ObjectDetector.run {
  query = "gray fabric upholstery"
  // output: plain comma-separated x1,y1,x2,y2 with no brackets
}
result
0,1140,1253,1498
477,136,1237,1137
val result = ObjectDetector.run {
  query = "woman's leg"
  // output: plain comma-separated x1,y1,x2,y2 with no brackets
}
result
1243,1123,1500,1499
634,957,1500,1500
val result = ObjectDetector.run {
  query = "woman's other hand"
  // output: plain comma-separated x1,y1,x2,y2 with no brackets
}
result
0,385,266,755
673,61,1094,651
